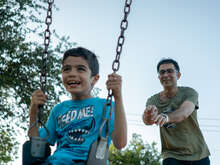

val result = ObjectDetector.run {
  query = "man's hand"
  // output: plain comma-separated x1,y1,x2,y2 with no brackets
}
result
154,113,169,127
143,105,158,125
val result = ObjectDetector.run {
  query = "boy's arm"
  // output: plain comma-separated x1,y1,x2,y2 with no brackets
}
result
111,94,127,150
106,73,127,150
29,106,40,137
28,90,47,137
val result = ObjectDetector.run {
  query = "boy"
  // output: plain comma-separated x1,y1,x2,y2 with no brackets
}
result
29,47,127,164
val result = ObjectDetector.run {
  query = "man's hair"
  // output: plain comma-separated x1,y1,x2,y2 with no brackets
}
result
157,58,180,72
62,47,99,76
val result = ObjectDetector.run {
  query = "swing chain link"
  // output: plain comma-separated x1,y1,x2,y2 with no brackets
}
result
112,0,132,73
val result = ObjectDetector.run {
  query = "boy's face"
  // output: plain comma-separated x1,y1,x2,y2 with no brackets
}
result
62,56,99,100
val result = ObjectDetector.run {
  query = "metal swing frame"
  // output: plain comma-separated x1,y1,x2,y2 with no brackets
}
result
22,0,132,164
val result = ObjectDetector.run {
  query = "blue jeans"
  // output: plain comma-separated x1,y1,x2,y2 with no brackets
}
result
72,160,86,165
163,157,210,165
46,160,86,165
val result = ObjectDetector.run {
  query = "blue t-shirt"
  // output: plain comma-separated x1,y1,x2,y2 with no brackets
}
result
39,97,115,164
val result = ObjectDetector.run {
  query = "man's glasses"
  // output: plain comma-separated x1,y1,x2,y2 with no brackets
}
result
158,68,176,75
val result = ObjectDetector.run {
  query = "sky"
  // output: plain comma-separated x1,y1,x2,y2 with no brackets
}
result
16,0,220,164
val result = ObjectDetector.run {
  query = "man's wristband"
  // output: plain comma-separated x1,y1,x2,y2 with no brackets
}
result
161,113,169,123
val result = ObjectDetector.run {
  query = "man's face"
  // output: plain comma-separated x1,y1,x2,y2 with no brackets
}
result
158,63,181,88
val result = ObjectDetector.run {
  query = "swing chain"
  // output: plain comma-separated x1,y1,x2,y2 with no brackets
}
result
40,0,54,94
38,0,54,127
103,0,132,134
108,0,132,101
28,0,54,136
112,0,132,73
93,0,132,161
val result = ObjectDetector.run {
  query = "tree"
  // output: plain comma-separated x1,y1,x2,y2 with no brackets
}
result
109,133,162,165
0,0,75,163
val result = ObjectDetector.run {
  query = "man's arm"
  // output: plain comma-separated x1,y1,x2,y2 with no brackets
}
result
166,100,195,123
154,100,195,126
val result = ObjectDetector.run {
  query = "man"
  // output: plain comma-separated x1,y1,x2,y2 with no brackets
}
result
142,58,210,165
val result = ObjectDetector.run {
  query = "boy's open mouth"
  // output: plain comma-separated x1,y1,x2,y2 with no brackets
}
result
67,81,81,87
67,81,80,85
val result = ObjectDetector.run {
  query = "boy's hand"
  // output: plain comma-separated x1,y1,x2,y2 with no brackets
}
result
106,73,122,99
30,89,48,116
143,105,158,125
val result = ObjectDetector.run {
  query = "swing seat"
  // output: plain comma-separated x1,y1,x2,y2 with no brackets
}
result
86,139,109,165
22,140,51,165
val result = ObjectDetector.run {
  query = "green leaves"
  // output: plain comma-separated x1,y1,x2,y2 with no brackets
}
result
0,123,18,163
0,0,75,163
109,133,162,165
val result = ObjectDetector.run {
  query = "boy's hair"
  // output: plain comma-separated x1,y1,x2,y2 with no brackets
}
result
62,47,99,76
157,58,180,72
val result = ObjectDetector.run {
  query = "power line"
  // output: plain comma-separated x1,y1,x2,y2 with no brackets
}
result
201,129,220,133
126,113,220,121
128,119,220,128
127,120,220,133
199,118,220,121
126,113,220,133
200,125,220,128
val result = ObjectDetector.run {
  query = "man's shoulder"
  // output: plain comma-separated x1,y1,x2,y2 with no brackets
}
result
149,91,160,99
146,92,160,105
178,86,198,94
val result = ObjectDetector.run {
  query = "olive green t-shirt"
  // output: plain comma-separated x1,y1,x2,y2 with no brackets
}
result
146,86,210,161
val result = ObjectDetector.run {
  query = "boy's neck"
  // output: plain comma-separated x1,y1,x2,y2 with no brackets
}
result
71,95,93,101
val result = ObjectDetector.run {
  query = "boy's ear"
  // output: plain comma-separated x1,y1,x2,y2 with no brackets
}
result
91,74,100,87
